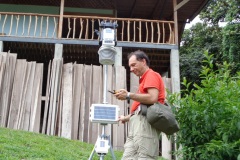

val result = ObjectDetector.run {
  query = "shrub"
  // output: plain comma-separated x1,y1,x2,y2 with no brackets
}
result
170,51,240,160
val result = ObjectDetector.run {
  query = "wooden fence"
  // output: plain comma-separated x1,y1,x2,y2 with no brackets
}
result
0,52,127,150
0,12,175,44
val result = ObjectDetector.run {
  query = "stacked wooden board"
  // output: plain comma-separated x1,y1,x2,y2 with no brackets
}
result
39,60,128,150
0,52,43,133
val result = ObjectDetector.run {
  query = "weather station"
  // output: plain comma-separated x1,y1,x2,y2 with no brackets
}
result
88,20,119,160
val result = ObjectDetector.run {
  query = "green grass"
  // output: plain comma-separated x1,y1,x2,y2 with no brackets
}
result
0,127,123,160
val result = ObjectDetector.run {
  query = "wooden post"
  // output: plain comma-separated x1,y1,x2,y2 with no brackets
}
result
170,49,181,160
58,0,64,39
173,0,179,45
114,47,122,66
54,44,63,59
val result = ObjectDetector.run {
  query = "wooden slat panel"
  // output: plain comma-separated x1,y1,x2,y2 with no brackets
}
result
72,63,83,140
61,63,73,139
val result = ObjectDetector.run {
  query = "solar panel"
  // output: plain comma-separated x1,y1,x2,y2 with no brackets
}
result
89,104,119,124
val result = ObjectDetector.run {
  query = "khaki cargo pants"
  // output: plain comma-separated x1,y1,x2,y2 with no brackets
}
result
122,113,160,160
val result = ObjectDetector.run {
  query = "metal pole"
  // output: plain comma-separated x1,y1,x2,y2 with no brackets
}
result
103,65,108,104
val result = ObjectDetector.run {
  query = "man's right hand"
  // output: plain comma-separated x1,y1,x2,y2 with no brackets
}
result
118,115,130,124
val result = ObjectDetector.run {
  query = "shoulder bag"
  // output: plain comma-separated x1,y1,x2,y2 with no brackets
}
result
141,102,180,135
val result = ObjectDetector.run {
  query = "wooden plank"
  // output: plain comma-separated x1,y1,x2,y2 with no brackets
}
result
29,76,40,132
1,53,10,127
0,54,6,93
33,63,43,133
42,60,52,134
55,60,63,136
46,60,57,135
18,62,34,130
28,63,41,132
78,65,85,141
22,62,36,131
7,59,27,129
82,65,92,142
0,53,17,127
50,59,62,135
88,65,102,144
61,63,73,139
112,66,127,151
56,73,63,137
0,54,6,125
72,63,83,140
56,70,63,137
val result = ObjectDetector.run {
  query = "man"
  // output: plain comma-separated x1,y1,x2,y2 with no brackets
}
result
115,50,165,160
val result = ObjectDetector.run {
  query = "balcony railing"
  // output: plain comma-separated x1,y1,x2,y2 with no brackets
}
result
0,12,175,45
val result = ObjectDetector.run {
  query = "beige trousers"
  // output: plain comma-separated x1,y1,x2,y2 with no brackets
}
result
122,114,160,160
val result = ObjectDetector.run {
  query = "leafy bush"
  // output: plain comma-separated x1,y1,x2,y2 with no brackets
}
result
170,51,240,160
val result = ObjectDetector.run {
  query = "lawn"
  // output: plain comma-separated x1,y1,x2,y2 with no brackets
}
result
0,127,123,160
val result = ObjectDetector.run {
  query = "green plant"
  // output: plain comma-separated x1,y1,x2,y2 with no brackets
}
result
170,51,240,160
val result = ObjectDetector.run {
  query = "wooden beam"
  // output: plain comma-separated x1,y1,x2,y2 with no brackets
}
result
174,0,190,11
0,36,179,49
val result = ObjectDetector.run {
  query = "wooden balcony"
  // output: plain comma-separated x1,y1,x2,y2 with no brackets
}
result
0,12,178,49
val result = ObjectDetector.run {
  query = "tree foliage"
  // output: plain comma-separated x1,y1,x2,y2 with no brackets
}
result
169,52,240,160
180,23,222,88
222,23,240,74
200,0,240,24
180,0,240,87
